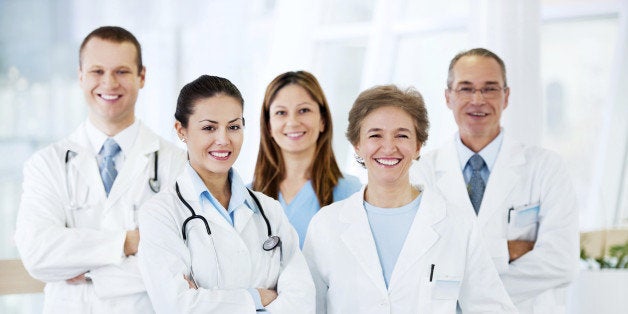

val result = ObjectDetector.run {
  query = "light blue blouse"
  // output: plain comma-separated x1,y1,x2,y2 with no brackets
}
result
279,175,362,248
364,194,422,288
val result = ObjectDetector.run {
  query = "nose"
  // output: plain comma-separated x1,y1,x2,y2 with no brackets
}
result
214,128,230,145
470,89,486,104
381,136,397,153
102,72,119,88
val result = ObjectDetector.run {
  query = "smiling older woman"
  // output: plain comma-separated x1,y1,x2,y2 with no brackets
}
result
302,84,517,314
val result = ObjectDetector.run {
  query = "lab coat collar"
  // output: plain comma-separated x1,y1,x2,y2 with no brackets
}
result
338,185,445,292
433,133,526,224
106,122,160,205
174,168,245,235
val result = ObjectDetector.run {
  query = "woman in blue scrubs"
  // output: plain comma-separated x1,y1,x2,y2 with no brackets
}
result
252,71,361,248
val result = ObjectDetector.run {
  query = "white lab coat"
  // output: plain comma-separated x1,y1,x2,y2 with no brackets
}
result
413,134,579,313
137,169,315,314
302,186,517,314
15,121,186,314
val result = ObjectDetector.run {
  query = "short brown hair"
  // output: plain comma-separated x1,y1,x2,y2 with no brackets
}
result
79,26,143,73
346,85,429,154
447,48,507,89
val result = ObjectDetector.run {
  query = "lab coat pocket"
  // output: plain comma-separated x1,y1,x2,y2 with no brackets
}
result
71,204,100,229
507,203,540,241
431,276,462,300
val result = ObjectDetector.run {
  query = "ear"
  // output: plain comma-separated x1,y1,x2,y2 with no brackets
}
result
502,87,510,110
319,117,325,133
414,143,422,160
174,120,186,141
445,88,454,110
138,66,146,89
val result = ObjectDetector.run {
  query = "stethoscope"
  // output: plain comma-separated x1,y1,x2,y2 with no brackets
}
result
175,182,281,252
65,149,161,194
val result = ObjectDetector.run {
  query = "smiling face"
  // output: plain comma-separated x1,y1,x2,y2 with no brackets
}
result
354,106,421,186
175,94,244,181
268,84,325,159
79,37,145,134
445,55,509,148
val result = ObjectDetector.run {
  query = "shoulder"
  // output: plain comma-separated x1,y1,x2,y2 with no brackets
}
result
334,174,363,199
311,190,361,230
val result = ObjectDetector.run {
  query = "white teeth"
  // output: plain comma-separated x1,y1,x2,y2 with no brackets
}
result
286,132,305,138
210,152,229,158
470,112,487,116
376,158,400,166
100,94,120,100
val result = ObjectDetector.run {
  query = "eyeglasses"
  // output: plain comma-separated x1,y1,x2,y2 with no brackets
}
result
451,86,506,100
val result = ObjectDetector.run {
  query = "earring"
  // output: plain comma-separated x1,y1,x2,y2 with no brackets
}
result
181,137,187,143
354,153,366,168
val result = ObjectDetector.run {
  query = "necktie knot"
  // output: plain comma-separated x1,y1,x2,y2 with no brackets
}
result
100,138,121,158
469,154,485,172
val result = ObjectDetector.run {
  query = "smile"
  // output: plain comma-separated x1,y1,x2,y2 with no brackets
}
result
375,158,400,166
99,94,121,100
285,132,305,138
468,112,488,116
210,151,230,159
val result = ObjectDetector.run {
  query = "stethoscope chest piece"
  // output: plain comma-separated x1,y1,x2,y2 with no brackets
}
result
263,235,281,251
149,178,160,193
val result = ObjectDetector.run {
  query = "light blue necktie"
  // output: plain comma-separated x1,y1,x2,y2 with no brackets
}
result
468,154,486,214
98,138,121,196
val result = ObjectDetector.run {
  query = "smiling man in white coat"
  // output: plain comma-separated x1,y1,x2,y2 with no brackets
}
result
413,48,579,313
15,26,185,313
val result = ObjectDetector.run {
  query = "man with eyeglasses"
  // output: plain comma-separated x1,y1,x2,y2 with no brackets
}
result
413,48,579,313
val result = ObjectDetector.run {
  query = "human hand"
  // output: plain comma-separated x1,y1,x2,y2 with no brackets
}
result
66,273,89,284
507,240,535,262
257,288,278,306
183,274,197,289
124,229,140,256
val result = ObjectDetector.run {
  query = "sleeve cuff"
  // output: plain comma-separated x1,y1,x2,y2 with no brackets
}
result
247,288,264,310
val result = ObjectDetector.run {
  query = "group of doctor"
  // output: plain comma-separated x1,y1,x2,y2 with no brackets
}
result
14,25,578,314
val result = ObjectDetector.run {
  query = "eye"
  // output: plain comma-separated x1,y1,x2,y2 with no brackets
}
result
273,110,286,116
116,69,131,75
202,125,216,132
90,69,104,75
396,133,409,139
368,134,381,138
298,108,311,114
482,86,500,92
458,87,473,92
228,124,242,131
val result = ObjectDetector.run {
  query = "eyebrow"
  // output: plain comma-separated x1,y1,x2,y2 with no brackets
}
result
457,80,500,86
198,117,243,124
366,127,412,133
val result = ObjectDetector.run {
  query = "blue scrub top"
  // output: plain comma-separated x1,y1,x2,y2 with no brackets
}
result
279,174,362,248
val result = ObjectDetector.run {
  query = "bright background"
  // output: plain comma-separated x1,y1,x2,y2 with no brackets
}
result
0,0,626,312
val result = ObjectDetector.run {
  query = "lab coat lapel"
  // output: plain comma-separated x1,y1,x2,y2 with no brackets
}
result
434,141,474,214
339,192,387,294
388,188,444,288
65,124,104,199
107,124,158,206
177,172,235,234
478,136,525,225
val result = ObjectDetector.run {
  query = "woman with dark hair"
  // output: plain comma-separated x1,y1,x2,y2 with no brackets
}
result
252,71,361,248
138,75,314,314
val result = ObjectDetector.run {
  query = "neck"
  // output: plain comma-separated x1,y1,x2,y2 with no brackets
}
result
460,128,500,153
195,166,231,209
281,147,316,182
89,115,135,137
364,181,418,208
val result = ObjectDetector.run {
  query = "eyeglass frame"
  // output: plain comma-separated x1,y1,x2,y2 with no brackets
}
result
448,85,508,100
